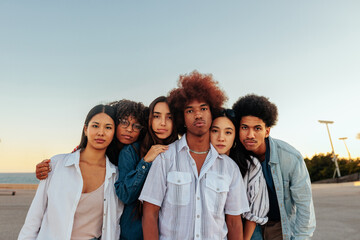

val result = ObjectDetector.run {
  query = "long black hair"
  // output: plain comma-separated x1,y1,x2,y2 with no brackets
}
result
214,108,253,177
140,96,178,158
78,104,118,166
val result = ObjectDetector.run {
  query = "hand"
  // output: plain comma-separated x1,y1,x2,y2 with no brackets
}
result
35,159,51,180
143,145,169,163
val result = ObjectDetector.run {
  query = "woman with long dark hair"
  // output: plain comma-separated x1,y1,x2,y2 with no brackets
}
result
210,109,269,240
19,104,123,240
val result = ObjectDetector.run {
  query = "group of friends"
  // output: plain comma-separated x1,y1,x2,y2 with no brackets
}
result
18,71,316,240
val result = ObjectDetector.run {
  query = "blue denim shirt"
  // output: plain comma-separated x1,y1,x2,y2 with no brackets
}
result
268,136,316,240
114,142,152,240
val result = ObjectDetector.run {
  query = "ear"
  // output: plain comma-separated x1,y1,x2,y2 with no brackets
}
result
265,127,270,138
84,125,88,136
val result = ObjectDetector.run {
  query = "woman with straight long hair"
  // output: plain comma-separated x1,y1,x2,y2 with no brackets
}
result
19,104,123,240
210,109,269,240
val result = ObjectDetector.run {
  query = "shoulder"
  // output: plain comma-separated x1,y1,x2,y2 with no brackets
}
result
270,137,303,160
219,154,241,174
119,142,140,158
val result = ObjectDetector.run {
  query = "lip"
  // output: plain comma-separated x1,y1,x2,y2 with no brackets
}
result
121,135,133,140
95,139,105,144
156,129,168,133
244,140,257,146
193,120,205,127
216,144,226,149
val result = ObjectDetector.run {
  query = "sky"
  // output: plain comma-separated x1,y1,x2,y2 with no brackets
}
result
1,1,360,172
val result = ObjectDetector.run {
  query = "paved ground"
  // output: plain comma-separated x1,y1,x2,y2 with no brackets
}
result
1,182,359,239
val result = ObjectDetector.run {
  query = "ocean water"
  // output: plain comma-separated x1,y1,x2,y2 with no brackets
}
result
0,173,39,184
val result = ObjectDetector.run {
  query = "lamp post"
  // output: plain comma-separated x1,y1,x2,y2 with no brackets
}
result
318,120,341,178
339,137,351,160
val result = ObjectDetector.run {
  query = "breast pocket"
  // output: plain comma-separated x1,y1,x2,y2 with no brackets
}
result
166,171,192,206
205,172,229,214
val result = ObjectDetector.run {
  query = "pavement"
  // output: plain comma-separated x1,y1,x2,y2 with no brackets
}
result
1,182,359,239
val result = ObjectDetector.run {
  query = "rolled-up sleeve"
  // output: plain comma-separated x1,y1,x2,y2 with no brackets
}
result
139,154,167,207
225,164,249,215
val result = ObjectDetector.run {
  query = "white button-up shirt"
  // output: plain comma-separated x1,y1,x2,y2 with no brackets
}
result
139,135,249,240
18,151,124,240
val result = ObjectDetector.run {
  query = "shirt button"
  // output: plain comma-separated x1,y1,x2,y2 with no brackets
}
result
197,197,200,200
104,198,106,201
196,234,199,238
142,165,146,169
192,163,195,166
216,188,219,191
177,180,181,183
197,215,200,218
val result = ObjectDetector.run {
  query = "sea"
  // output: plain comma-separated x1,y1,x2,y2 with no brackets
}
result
0,173,39,184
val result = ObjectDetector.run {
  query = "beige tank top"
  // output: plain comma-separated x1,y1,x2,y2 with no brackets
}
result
71,183,104,240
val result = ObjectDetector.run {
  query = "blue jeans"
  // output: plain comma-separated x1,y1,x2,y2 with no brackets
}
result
251,224,263,240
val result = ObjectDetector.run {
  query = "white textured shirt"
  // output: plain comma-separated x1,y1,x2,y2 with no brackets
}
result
242,156,269,225
139,135,249,240
18,151,124,240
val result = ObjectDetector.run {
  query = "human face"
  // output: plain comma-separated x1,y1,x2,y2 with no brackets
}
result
84,113,115,150
184,100,212,137
151,102,173,139
116,115,141,145
210,117,236,155
239,116,270,156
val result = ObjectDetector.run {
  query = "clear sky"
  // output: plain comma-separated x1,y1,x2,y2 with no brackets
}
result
1,1,360,172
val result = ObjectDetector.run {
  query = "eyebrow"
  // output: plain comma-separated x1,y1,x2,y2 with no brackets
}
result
185,103,209,109
153,111,171,115
90,121,114,126
211,126,234,130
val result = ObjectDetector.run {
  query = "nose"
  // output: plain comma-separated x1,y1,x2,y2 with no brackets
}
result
160,116,166,126
125,124,133,132
247,129,255,138
98,126,105,136
195,110,202,120
218,131,225,141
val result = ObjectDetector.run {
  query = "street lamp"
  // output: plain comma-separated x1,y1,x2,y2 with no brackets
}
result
339,137,351,160
318,120,341,178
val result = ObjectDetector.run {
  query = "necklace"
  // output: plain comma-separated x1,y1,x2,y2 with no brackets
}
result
189,148,210,154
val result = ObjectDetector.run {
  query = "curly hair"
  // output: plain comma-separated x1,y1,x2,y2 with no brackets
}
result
168,70,228,135
232,94,278,127
108,99,148,146
140,96,178,158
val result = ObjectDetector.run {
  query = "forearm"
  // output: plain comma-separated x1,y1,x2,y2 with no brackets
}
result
226,215,243,240
142,202,160,240
243,220,256,240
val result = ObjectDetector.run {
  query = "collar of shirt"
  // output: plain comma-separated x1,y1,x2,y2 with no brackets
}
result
64,150,117,179
177,134,223,179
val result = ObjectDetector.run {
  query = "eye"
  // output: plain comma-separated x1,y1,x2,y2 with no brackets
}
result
211,128,218,133
106,126,113,130
167,115,173,120
225,131,233,135
255,127,262,131
92,124,99,128
241,126,247,130
133,124,143,131
201,107,208,111
153,115,160,119
185,109,193,114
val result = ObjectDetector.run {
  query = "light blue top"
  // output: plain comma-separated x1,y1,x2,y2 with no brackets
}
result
267,136,316,240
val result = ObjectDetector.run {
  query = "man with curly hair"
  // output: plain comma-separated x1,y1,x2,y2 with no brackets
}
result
232,94,316,240
140,71,249,240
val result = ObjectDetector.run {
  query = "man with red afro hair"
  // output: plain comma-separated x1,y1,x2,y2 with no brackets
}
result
140,71,249,240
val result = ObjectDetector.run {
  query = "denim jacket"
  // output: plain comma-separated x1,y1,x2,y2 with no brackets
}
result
114,142,152,240
268,136,316,240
